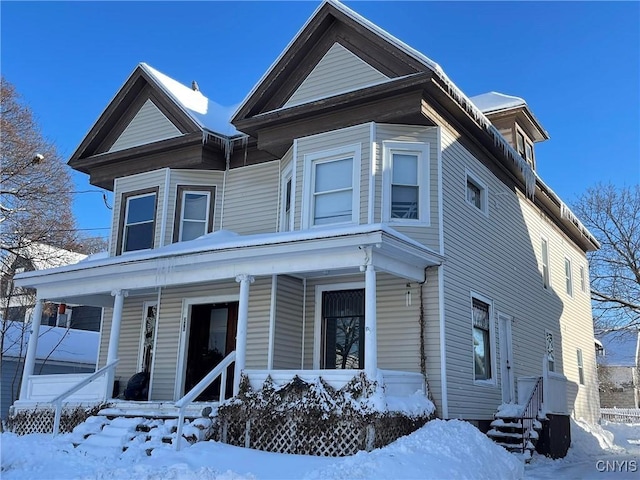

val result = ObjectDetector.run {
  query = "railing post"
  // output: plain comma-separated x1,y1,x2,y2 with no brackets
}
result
364,259,377,379
20,299,45,400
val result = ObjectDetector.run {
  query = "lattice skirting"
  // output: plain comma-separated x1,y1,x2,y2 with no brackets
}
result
218,413,429,456
7,404,103,435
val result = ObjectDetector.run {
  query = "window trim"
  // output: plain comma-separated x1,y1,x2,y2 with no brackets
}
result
172,185,216,243
117,187,159,255
465,169,489,216
280,165,293,232
564,256,574,297
576,348,585,385
541,236,551,290
382,141,430,224
302,144,361,229
579,265,587,294
470,291,496,385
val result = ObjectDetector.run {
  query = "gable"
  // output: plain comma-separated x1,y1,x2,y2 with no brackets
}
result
108,99,182,153
283,43,389,108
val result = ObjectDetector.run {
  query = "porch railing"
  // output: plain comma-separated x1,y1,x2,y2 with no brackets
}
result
520,376,543,453
174,350,236,450
51,359,119,437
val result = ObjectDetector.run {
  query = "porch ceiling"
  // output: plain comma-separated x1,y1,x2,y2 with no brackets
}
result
15,224,444,304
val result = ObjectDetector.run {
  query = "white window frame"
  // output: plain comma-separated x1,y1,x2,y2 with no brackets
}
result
576,348,585,385
382,141,430,224
470,291,496,385
465,169,489,216
545,329,555,373
178,190,211,242
302,144,361,229
564,257,573,297
541,236,551,290
121,191,157,254
280,165,293,232
580,265,587,294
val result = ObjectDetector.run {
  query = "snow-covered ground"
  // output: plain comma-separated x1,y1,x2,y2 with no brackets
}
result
1,418,638,479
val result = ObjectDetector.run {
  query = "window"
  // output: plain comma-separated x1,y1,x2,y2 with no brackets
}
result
303,144,361,228
580,265,587,293
546,330,555,372
516,131,525,157
173,186,215,243
576,349,584,385
516,127,534,168
472,297,492,381
280,169,293,232
119,188,158,254
541,237,550,289
383,142,429,223
565,257,573,296
465,170,488,215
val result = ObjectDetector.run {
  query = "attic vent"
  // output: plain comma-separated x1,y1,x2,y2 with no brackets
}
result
192,80,199,92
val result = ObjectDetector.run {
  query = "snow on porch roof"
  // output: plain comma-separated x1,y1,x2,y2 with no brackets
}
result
469,91,527,114
140,63,241,137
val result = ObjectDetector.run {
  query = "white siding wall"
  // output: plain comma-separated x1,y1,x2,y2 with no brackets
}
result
273,275,304,369
295,124,371,230
440,123,598,422
222,162,280,234
164,170,224,246
284,43,389,108
375,124,441,253
111,169,168,256
109,99,181,153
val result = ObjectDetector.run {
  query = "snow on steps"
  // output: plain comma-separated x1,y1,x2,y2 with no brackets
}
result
71,413,215,457
486,404,543,461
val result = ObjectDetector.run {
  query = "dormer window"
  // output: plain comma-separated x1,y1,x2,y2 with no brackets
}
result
119,188,158,254
516,127,535,169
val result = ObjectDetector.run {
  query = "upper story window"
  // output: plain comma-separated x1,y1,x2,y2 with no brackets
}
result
564,257,573,297
383,142,429,223
541,237,550,289
119,188,158,254
465,169,488,216
280,167,293,232
303,144,361,228
516,127,535,168
173,185,215,242
580,265,587,293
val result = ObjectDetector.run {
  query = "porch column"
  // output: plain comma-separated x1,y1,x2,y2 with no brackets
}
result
364,263,377,379
234,274,254,395
106,289,128,397
19,299,45,400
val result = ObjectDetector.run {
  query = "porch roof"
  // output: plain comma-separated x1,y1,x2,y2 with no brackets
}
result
14,224,443,306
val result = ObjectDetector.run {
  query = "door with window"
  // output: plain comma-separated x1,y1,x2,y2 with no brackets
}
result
321,289,365,369
183,302,238,400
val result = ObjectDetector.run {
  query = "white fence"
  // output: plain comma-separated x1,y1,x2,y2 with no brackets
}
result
601,408,640,423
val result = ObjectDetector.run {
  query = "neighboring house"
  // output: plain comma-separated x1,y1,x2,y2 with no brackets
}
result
10,0,599,457
596,330,640,408
1,243,102,331
1,321,98,420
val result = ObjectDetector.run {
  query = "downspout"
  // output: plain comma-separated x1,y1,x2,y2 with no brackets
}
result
220,149,230,230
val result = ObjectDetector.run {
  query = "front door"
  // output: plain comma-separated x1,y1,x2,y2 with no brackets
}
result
184,302,238,400
499,313,515,403
321,289,365,369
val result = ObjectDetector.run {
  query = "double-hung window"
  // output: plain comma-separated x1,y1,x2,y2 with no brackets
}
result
577,349,585,385
280,167,293,232
565,257,573,296
541,237,550,289
303,144,361,228
383,142,429,223
465,169,488,215
174,185,215,242
472,296,493,382
120,188,158,254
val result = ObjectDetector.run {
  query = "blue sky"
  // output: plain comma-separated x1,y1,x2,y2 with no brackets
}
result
2,1,639,238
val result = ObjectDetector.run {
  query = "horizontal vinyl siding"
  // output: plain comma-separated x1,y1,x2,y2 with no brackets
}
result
440,123,597,421
164,170,224,246
295,124,371,230
273,275,304,369
375,124,441,253
111,169,167,256
222,162,279,234
109,99,181,153
284,43,389,108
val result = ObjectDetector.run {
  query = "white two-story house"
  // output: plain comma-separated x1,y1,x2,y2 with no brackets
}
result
12,0,599,458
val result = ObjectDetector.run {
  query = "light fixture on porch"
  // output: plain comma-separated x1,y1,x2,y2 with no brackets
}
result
405,283,412,307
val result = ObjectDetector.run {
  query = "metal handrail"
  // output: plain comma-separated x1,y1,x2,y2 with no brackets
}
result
520,376,543,453
52,359,119,436
174,351,236,450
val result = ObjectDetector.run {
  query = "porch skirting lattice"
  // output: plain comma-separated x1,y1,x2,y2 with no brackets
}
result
217,374,432,456
7,404,104,435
